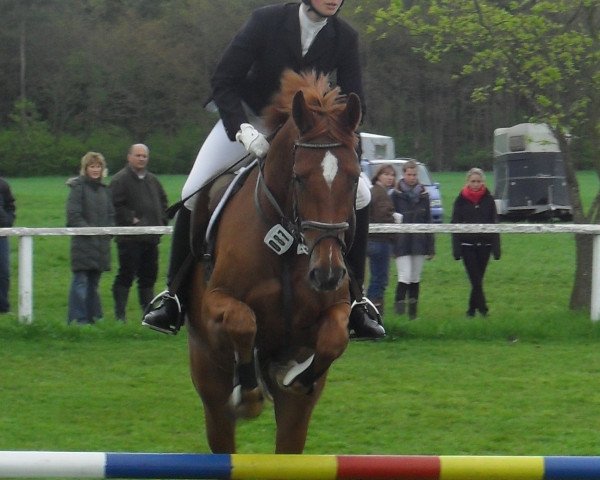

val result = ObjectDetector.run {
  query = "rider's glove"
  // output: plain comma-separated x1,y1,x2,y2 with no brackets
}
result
235,123,270,158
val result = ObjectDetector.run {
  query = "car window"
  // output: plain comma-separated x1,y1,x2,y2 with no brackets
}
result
416,165,433,185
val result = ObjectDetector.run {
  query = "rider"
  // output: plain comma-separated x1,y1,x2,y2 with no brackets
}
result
142,0,385,339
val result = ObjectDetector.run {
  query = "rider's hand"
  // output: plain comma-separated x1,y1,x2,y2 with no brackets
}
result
236,123,269,158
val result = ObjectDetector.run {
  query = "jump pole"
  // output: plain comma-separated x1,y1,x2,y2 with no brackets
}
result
2,452,600,479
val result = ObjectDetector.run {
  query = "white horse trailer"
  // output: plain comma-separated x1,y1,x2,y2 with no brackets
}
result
493,123,572,221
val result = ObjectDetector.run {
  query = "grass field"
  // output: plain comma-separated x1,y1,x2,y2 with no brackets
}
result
1,171,600,459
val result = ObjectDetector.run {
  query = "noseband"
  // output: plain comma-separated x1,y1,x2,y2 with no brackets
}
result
255,139,353,256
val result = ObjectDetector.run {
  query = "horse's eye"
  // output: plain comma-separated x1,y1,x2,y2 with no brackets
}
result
293,175,304,187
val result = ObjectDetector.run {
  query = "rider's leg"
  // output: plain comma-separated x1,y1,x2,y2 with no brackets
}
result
182,119,250,209
347,176,386,339
142,207,192,334
142,120,249,334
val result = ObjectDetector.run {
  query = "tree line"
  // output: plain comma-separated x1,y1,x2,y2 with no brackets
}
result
1,0,594,178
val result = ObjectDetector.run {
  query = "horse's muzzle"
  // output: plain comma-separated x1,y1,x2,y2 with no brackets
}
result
301,221,349,292
309,262,347,291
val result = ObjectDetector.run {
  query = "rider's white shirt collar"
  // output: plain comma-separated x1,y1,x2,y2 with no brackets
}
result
299,4,328,56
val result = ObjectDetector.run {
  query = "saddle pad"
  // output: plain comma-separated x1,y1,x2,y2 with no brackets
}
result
205,159,259,248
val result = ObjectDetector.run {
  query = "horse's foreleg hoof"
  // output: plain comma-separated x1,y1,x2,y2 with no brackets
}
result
229,385,264,419
269,354,315,395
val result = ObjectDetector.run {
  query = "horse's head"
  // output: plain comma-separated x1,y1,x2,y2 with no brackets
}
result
261,70,362,291
290,87,362,292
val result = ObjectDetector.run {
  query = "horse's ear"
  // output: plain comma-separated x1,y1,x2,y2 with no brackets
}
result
292,90,314,134
344,93,362,132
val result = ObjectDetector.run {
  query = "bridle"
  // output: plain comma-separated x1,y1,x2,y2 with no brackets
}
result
254,138,356,257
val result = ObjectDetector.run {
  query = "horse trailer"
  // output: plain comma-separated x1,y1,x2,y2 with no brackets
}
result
493,123,572,221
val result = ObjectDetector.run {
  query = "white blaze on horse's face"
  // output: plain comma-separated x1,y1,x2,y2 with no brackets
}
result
321,151,338,189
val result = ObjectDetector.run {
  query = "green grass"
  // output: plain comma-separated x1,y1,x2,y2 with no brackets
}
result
1,173,600,458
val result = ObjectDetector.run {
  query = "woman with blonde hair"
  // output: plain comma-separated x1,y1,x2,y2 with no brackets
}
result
66,152,115,324
451,167,500,317
391,161,435,319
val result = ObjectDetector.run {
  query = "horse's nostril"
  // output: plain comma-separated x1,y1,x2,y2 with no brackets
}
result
309,266,345,291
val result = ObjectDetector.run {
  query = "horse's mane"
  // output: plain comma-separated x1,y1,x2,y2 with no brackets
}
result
262,70,358,148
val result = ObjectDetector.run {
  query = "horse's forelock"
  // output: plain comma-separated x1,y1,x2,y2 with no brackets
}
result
263,70,358,149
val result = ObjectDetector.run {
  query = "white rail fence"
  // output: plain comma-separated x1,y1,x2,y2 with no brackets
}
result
1,223,600,323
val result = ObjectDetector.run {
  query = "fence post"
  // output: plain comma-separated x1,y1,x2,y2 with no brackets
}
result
18,235,33,324
592,234,600,322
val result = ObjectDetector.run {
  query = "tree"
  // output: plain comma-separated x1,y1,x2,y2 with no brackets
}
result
370,0,600,310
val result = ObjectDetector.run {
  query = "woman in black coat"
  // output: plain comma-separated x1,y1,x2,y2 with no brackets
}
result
451,167,501,317
66,152,115,324
391,160,435,319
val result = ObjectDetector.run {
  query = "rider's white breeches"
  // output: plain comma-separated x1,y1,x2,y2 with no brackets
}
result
182,119,371,210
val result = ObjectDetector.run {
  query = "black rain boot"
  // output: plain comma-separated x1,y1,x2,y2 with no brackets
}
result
112,284,130,322
142,208,192,335
408,282,420,320
139,287,154,312
373,298,384,316
394,282,409,315
347,206,385,339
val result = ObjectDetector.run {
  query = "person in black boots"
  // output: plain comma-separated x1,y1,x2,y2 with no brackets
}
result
391,161,435,320
143,0,384,339
451,168,500,317
110,144,169,322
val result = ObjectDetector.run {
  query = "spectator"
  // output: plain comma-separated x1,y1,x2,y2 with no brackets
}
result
66,152,115,324
451,167,500,317
110,144,168,322
142,0,385,339
366,164,397,315
391,160,435,320
0,177,16,314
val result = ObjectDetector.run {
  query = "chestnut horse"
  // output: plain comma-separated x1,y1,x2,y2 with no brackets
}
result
187,70,362,453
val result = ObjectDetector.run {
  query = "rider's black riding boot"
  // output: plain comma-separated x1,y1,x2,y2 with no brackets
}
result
347,205,386,339
142,208,192,335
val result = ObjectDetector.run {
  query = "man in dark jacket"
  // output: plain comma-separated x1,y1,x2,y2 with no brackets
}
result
0,177,16,313
110,144,168,321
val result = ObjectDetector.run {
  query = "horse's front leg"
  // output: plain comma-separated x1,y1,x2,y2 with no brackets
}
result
204,288,264,419
271,302,349,452
272,302,350,394
188,344,236,453
272,375,325,453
